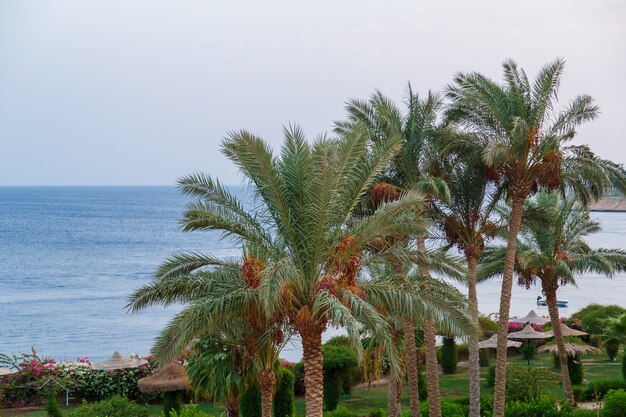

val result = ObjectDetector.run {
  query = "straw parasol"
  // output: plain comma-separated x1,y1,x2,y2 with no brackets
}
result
537,341,600,357
514,310,551,325
138,362,190,393
0,368,17,376
91,352,148,371
557,323,587,337
508,324,554,367
479,334,522,349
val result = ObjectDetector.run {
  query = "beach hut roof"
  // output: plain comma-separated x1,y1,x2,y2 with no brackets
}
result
91,352,148,371
137,362,190,393
508,324,554,341
479,334,522,349
537,342,600,357
514,310,551,325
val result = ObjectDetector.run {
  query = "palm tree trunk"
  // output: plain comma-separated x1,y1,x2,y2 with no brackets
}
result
493,196,525,417
301,327,324,417
259,368,276,417
417,234,441,417
403,319,421,417
466,252,481,417
225,396,240,417
544,285,575,403
387,368,402,417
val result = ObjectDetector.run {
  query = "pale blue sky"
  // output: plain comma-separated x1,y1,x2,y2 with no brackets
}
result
1,0,624,185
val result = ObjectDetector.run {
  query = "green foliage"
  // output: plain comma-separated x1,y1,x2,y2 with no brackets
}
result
622,351,626,381
602,389,626,417
418,366,428,401
479,316,499,338
419,399,465,417
45,394,64,417
367,410,385,417
572,386,584,402
323,337,358,411
323,405,358,417
240,384,262,417
520,342,537,361
273,368,295,417
606,340,620,361
163,391,183,417
568,354,584,385
293,362,305,396
456,342,469,362
166,407,214,417
502,396,562,417
581,379,626,401
66,396,149,417
440,337,458,374
487,366,496,387
572,304,626,336
479,348,490,367
505,365,554,402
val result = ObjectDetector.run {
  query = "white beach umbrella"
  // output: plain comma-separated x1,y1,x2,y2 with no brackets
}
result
508,324,554,367
478,334,522,349
91,351,147,371
513,310,551,325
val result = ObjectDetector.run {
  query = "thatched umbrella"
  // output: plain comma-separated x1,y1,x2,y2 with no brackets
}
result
557,323,587,337
91,352,148,371
508,324,554,367
479,334,522,349
514,310,551,325
138,362,190,416
537,341,600,357
0,367,17,376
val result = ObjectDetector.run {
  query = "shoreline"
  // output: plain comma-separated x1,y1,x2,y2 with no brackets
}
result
590,197,626,212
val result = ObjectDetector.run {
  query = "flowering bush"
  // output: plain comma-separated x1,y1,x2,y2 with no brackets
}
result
0,350,158,408
508,321,543,332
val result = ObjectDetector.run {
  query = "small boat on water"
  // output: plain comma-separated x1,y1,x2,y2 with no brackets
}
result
537,296,569,307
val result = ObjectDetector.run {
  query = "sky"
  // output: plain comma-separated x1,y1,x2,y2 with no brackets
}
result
1,0,625,186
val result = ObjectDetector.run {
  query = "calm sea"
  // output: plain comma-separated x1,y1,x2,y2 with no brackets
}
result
1,186,625,363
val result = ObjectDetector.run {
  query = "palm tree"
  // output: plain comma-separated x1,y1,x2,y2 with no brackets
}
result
445,58,626,417
430,138,500,417
130,125,432,417
479,191,626,402
336,86,450,417
602,314,626,362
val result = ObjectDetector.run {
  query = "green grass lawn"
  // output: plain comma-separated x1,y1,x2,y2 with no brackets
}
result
2,350,622,416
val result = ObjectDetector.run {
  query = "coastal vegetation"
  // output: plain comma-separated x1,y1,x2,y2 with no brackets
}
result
2,58,626,417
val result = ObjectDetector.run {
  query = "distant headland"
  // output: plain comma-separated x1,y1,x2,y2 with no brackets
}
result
590,197,626,212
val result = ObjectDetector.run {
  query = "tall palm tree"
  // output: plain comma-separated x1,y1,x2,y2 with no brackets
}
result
336,87,450,417
430,138,500,417
130,125,433,417
479,191,626,402
445,58,626,417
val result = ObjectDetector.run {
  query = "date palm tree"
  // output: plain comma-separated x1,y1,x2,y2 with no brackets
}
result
445,58,626,417
130,125,433,417
336,87,450,417
478,191,626,402
430,138,500,417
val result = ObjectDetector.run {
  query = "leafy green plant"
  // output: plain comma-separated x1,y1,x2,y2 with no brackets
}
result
602,389,626,417
419,399,465,417
605,340,620,361
166,407,214,417
581,379,626,401
479,349,490,367
568,354,583,385
163,391,183,417
322,337,358,411
440,337,458,374
241,384,262,417
66,396,149,417
45,393,64,417
505,365,554,402
273,367,294,417
502,396,561,417
324,405,358,417
571,305,626,337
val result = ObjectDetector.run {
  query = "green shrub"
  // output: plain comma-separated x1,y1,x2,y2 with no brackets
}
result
581,379,626,401
324,405,358,417
293,362,305,396
241,384,262,417
440,337,458,374
45,394,64,417
163,391,183,417
368,409,385,417
568,354,584,385
479,315,499,338
568,410,598,417
520,342,537,361
622,351,626,381
167,407,214,417
602,389,626,417
479,349,490,367
572,386,584,402
486,366,496,388
418,366,427,401
456,343,469,361
66,396,149,417
605,340,620,361
503,396,561,417
505,365,554,402
572,304,626,337
274,368,295,417
419,399,465,417
322,337,358,411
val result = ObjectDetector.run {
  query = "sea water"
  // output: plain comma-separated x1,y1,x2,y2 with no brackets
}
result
1,186,625,362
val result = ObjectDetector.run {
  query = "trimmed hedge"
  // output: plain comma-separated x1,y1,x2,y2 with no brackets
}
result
274,367,295,417
441,337,458,374
603,389,626,417
240,384,262,417
66,396,149,417
568,354,584,385
581,379,626,401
